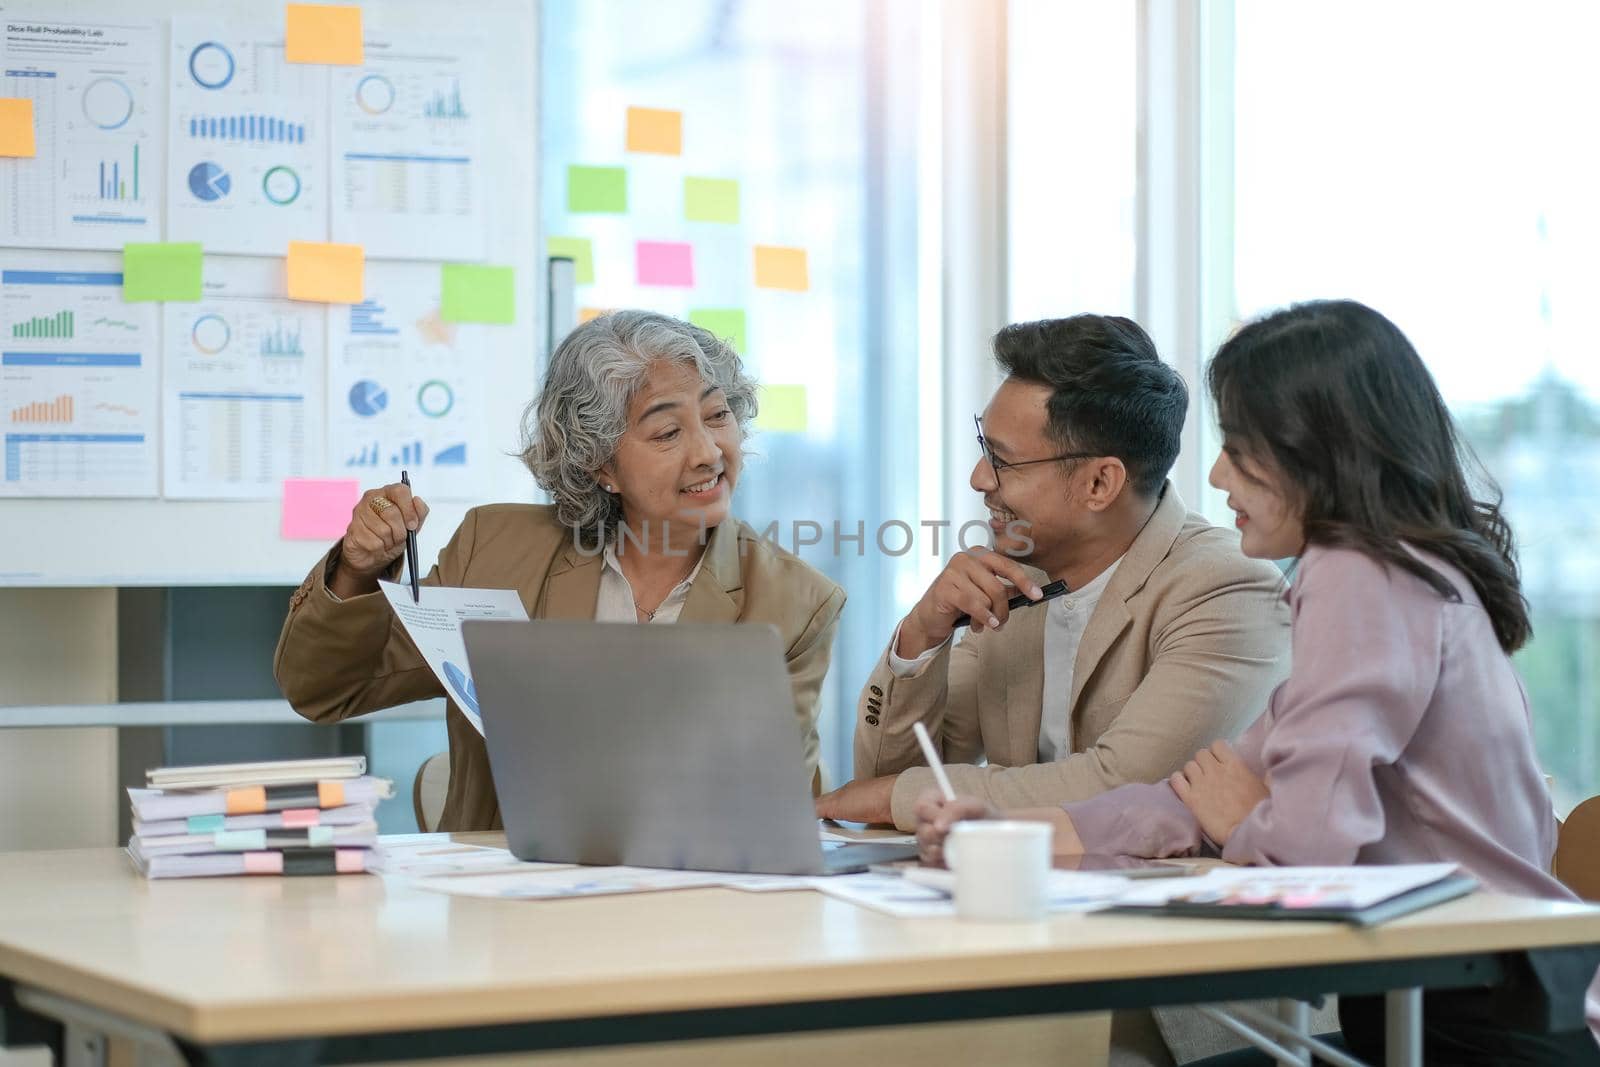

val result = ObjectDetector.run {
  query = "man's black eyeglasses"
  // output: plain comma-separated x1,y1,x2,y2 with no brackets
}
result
974,414,1098,476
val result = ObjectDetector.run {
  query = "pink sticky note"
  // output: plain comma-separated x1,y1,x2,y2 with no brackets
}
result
281,478,361,540
636,240,694,287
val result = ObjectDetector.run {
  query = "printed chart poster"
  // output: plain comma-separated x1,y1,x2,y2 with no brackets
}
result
0,251,159,496
329,35,487,260
0,17,163,250
161,256,326,499
328,261,489,499
167,20,328,254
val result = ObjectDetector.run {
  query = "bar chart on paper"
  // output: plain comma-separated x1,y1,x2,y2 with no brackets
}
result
328,263,487,498
0,18,162,248
330,37,487,259
0,258,159,495
161,260,326,499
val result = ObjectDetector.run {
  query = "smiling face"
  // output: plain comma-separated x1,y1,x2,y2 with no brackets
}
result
1208,438,1305,559
971,378,1086,567
599,360,742,541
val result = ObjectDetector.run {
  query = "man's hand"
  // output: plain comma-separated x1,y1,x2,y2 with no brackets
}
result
815,774,899,825
897,548,1044,658
1169,740,1268,847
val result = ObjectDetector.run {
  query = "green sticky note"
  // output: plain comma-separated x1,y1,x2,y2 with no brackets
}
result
547,236,595,285
689,308,747,354
440,264,515,324
684,176,739,223
122,242,202,302
760,384,807,433
567,165,627,213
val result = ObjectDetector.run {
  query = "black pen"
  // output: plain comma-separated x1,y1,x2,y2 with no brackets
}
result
400,470,420,603
952,578,1069,629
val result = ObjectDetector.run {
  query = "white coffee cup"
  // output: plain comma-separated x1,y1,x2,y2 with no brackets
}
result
944,820,1053,921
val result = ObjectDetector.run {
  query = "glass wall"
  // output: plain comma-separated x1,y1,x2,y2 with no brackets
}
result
541,1,932,782
1228,0,1600,810
1007,0,1139,324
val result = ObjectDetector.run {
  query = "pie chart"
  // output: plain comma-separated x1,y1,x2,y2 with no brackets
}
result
187,162,231,201
348,379,388,417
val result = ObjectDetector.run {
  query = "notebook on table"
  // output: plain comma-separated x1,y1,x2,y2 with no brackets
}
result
1104,863,1478,927
145,756,366,790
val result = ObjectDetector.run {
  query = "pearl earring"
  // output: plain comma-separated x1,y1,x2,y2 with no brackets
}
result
605,484,615,493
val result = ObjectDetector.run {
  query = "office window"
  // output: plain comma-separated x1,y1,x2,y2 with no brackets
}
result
1228,1,1600,810
1007,0,1138,322
541,1,932,782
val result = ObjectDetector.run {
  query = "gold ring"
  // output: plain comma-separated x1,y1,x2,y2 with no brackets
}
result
368,496,395,515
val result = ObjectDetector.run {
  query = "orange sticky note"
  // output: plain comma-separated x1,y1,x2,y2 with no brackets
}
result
0,98,36,157
626,107,682,155
579,307,607,324
754,245,809,292
285,3,364,65
286,240,364,303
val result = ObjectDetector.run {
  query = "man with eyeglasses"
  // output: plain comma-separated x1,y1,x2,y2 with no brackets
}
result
816,314,1290,834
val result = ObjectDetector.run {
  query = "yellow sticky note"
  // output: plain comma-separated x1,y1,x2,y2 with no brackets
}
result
0,98,36,157
760,385,808,433
285,3,364,65
286,241,364,303
579,307,607,324
626,106,682,155
754,245,809,292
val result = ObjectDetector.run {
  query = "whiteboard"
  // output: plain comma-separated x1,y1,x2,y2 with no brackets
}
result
0,0,540,585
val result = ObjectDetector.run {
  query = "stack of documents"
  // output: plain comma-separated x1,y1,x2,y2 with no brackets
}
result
126,757,394,879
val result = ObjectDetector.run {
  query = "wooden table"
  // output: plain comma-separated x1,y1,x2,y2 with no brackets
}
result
1,834,1597,1067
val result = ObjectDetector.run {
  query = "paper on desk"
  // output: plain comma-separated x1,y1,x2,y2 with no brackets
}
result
413,865,729,900
1110,863,1460,911
373,839,569,879
378,581,529,735
813,870,1132,919
818,823,915,845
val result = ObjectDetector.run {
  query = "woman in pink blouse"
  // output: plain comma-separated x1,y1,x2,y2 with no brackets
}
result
915,300,1599,1065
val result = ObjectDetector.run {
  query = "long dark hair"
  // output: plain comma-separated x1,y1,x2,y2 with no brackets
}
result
1206,300,1531,652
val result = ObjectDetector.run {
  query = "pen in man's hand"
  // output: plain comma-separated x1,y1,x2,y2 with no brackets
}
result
951,579,1069,629
400,470,420,603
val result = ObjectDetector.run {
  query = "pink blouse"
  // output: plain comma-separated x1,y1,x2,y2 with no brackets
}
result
1063,543,1599,1043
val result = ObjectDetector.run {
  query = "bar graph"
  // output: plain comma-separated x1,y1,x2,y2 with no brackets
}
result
346,442,380,467
423,80,467,120
13,311,73,338
390,440,422,465
259,319,304,357
10,395,73,423
187,114,306,144
97,144,142,201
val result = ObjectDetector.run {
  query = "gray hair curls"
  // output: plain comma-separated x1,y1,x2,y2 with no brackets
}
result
520,309,758,547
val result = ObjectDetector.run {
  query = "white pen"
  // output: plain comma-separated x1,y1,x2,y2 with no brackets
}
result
911,721,957,802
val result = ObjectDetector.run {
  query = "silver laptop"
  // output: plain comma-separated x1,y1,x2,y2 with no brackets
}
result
462,620,918,876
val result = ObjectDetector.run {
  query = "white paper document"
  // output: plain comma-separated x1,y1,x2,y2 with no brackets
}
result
328,261,492,499
167,20,330,253
161,257,326,499
414,865,728,901
0,252,160,497
329,34,487,260
813,870,1133,919
378,581,528,734
374,839,567,879
0,17,164,249
1110,863,1462,911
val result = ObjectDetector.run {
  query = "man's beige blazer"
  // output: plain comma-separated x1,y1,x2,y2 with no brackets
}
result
276,505,846,832
855,485,1291,829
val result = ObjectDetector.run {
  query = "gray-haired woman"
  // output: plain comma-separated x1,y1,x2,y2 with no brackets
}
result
275,311,846,831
